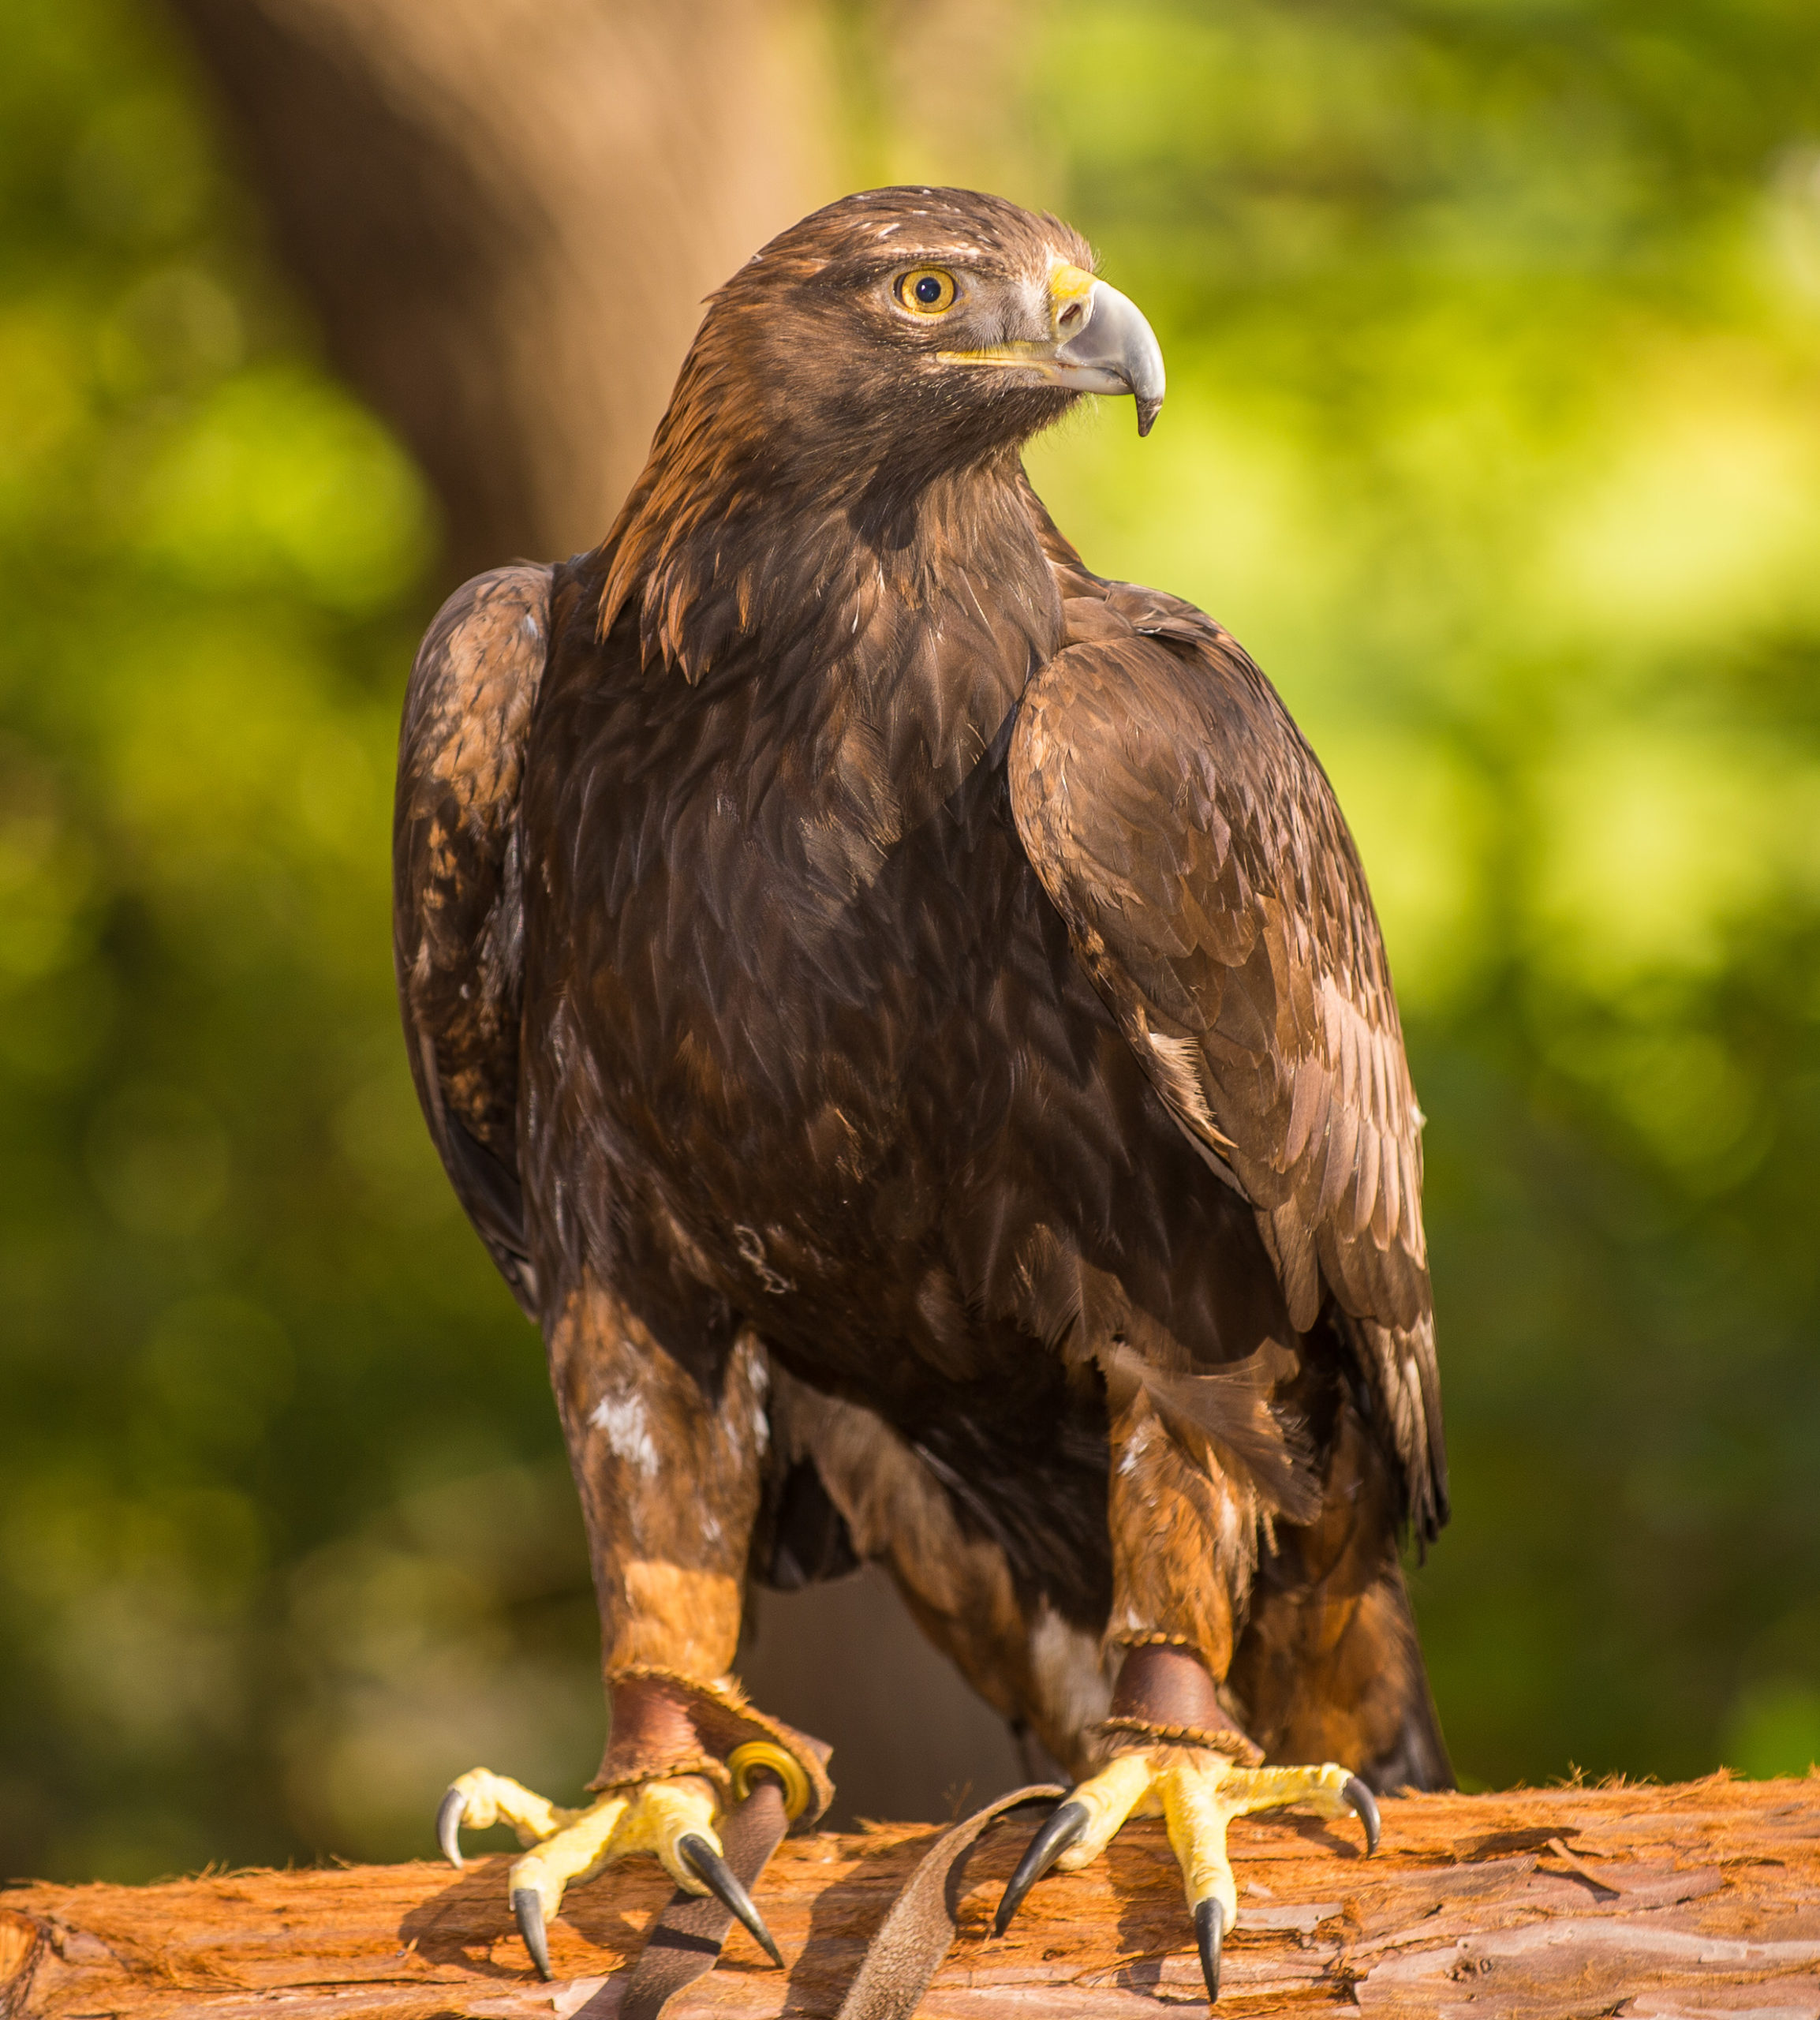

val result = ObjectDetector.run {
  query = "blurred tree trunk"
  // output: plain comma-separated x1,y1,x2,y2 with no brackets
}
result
162,0,832,576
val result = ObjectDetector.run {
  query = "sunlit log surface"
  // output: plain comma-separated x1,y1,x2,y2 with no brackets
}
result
5,1777,1818,2018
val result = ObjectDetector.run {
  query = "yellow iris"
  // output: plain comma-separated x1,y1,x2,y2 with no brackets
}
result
896,267,958,315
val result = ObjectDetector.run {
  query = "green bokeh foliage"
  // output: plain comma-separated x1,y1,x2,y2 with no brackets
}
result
1,0,1817,1880
0,0,595,1883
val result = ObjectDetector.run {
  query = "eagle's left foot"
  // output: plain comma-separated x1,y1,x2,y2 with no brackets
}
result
996,1749,1376,1996
995,1645,1378,2006
435,1767,782,1980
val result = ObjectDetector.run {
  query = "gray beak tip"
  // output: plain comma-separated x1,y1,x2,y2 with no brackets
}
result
1136,395,1162,438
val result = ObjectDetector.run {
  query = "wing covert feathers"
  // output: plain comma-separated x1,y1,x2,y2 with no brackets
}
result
393,564,551,1315
1009,587,1447,1536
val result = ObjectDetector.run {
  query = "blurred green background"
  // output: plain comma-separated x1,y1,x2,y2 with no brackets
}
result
3,0,1818,1883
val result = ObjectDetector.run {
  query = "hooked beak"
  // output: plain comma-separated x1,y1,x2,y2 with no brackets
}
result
940,260,1166,436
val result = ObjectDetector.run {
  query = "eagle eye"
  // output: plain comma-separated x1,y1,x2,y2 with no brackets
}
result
896,267,957,316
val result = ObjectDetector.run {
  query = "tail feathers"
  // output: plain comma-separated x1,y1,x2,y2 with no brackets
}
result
1360,1636,1452,1794
1230,1551,1452,1792
1226,1384,1453,1791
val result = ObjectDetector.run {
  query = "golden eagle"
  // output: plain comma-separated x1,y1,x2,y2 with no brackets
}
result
396,187,1450,2002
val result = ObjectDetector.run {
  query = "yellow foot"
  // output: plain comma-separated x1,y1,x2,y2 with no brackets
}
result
994,1749,1379,2003
435,1766,781,1981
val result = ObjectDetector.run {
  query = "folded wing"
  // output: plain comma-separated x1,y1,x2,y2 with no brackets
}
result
1008,582,1447,1537
392,564,551,1315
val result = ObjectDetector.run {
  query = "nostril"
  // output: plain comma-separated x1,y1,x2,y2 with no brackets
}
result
1059,301,1083,329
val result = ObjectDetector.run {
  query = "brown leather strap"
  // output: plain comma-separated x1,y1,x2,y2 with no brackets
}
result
617,1777,790,2020
834,1785,1064,2020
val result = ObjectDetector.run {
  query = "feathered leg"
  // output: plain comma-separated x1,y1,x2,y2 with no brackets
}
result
995,1386,1377,2003
436,1277,828,1977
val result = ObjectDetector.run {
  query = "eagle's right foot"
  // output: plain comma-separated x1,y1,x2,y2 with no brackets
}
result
435,1766,782,1980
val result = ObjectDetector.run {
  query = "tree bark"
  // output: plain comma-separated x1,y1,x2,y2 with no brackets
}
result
161,0,833,576
6,1776,1818,2016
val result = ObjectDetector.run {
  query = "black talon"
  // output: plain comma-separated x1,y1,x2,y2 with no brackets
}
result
992,1798,1088,1937
1194,1897,1224,2002
512,1886,553,1981
435,1787,466,1870
1343,1775,1381,1857
678,1832,785,1968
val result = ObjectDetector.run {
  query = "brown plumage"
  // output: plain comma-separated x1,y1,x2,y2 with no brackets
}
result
397,186,1450,1984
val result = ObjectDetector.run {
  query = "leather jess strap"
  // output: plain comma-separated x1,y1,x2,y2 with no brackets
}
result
835,1786,1064,2020
618,1780,1062,2020
619,1776,791,2020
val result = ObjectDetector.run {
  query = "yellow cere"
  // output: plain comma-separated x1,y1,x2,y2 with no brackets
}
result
1048,260,1098,314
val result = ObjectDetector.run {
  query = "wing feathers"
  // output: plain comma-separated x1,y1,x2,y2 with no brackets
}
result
1351,1117,1381,1238
394,563,552,1315
1009,605,1446,1536
1283,1057,1325,1169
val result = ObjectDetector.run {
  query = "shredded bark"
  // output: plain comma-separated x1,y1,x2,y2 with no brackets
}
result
5,1774,1818,2017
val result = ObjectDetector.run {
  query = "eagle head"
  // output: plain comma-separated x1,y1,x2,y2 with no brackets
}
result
690,189,1164,481
600,189,1164,660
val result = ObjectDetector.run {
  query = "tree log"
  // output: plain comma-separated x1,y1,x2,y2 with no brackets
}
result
5,1776,1818,2017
